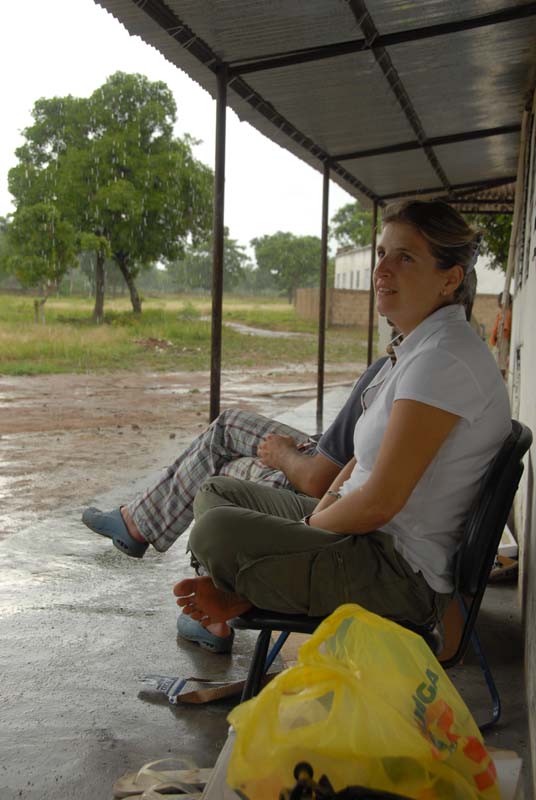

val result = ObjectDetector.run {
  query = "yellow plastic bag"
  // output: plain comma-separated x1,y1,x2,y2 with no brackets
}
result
227,604,500,800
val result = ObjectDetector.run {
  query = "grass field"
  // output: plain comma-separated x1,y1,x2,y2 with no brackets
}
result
0,293,373,375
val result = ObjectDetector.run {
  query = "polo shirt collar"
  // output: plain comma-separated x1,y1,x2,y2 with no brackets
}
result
392,304,466,363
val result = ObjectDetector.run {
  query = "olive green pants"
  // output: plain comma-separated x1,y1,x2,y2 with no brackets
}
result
190,476,451,626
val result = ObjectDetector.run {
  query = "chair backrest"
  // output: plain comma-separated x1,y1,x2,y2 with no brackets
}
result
444,419,532,668
455,419,532,596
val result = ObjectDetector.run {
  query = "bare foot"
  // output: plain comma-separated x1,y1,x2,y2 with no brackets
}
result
120,507,145,542
173,576,252,625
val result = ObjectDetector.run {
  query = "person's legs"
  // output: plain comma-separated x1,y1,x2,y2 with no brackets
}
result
127,409,312,551
175,477,439,626
82,409,313,552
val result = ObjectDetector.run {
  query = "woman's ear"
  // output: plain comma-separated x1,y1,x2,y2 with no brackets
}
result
442,264,465,297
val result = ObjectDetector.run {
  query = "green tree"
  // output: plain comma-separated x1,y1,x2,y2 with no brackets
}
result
330,202,373,248
251,232,321,302
469,214,512,271
8,72,213,321
0,217,11,284
170,229,250,292
5,204,77,321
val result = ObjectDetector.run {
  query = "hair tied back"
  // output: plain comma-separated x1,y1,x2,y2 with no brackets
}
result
466,234,482,274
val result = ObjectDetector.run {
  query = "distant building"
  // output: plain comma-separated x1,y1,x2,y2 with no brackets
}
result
334,245,372,291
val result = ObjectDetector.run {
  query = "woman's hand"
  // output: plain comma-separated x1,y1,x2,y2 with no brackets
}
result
257,433,297,469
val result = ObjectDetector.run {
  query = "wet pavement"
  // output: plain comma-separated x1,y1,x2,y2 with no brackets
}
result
0,489,259,799
0,388,530,798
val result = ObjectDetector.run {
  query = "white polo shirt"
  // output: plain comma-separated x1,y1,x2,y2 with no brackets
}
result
339,304,511,593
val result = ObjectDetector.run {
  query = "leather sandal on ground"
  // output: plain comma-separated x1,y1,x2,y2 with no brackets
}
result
81,507,148,559
177,613,234,654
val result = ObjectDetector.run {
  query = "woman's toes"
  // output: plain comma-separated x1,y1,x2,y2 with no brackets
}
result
173,578,197,597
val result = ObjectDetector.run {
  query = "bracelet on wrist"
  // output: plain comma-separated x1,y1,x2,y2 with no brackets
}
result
301,514,314,526
326,490,342,499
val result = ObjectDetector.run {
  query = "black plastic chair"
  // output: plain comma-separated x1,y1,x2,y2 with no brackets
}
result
231,419,532,732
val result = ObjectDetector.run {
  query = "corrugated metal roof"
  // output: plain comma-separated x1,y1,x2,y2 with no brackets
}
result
390,19,536,136
366,0,535,35
166,0,358,62
434,133,521,186
244,52,416,153
95,0,536,208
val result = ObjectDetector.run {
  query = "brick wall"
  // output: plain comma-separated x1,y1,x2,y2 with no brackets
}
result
295,288,377,326
296,288,500,334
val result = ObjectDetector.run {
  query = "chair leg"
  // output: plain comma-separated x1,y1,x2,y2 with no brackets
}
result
264,631,290,672
457,596,501,732
470,626,501,733
240,628,272,702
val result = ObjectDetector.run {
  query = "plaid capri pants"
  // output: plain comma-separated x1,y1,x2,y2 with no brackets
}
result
126,408,315,552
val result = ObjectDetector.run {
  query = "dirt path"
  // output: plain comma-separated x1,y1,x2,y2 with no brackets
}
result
0,363,359,538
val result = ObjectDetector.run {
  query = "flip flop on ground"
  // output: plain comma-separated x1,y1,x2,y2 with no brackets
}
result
113,758,211,798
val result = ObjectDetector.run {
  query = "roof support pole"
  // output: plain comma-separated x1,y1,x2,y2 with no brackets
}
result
367,202,378,366
316,162,330,434
209,65,227,421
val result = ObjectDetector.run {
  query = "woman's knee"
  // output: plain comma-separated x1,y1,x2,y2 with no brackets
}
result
213,408,234,427
189,506,239,567
193,476,242,518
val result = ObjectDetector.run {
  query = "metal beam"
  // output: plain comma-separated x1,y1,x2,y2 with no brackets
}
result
381,175,517,201
448,198,514,206
334,124,521,162
348,0,450,192
209,66,227,422
229,37,369,76
316,164,330,435
367,203,378,367
452,209,514,216
134,0,220,68
228,3,536,76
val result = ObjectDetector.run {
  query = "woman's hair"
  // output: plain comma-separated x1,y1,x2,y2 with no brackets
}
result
382,199,480,310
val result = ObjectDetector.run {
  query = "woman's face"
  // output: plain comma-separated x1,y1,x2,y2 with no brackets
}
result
374,222,462,336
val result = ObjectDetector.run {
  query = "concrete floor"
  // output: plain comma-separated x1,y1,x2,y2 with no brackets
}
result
0,390,530,798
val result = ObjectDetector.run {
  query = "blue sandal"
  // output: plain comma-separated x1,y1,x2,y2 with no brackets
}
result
177,613,234,654
82,507,148,559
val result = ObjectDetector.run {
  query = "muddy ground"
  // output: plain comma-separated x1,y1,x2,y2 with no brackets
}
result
0,363,360,539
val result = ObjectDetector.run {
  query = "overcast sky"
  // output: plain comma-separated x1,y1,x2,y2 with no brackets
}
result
0,0,354,253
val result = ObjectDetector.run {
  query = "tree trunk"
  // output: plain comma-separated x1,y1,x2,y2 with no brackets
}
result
117,257,142,313
33,296,47,324
93,250,105,324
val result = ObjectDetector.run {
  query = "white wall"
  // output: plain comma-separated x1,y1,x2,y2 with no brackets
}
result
510,93,536,535
508,90,536,793
334,246,372,290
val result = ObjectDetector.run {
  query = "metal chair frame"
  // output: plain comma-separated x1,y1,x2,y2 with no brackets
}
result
231,419,532,732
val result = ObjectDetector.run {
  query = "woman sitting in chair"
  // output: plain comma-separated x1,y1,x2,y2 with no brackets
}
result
174,200,511,639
